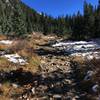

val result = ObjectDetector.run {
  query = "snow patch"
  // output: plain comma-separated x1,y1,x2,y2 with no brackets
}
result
2,53,27,65
52,41,99,51
0,40,13,45
52,39,100,60
52,41,88,47
71,51,100,60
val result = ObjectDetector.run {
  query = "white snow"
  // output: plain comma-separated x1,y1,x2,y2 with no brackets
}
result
0,39,28,65
2,53,27,65
52,41,88,47
0,40,13,45
52,41,99,51
52,39,100,60
71,51,100,60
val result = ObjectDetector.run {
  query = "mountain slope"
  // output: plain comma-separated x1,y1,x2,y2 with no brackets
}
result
0,0,44,36
0,0,70,37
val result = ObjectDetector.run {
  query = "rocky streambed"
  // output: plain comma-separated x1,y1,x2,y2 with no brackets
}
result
0,38,100,99
34,38,100,100
52,39,100,60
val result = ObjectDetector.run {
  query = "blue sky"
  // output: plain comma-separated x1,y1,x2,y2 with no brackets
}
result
21,0,98,17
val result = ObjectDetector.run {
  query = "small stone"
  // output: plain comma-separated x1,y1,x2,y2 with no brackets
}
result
12,83,19,88
64,79,72,84
0,83,2,87
31,87,35,94
84,70,94,80
19,96,22,99
74,95,79,99
40,96,49,100
53,95,62,100
72,97,77,100
64,96,72,100
92,84,99,92
23,94,27,99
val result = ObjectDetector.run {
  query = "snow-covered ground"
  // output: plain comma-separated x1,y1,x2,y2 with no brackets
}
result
70,51,100,60
0,40,27,65
2,53,27,65
52,39,100,60
0,40,13,45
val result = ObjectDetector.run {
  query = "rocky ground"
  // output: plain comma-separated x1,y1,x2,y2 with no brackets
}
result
0,34,99,100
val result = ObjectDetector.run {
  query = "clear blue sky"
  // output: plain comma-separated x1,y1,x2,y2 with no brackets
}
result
21,0,98,17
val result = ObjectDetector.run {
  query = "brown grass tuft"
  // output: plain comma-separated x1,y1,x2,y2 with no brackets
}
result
0,35,7,40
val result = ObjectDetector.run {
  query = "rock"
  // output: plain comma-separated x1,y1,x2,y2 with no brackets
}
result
92,84,99,93
74,95,79,99
12,83,19,88
0,83,2,87
37,85,48,92
63,79,72,84
19,96,23,99
41,60,46,64
31,87,35,94
50,83,63,94
39,96,49,100
23,94,27,99
84,71,94,80
72,96,79,100
53,95,62,100
64,96,72,100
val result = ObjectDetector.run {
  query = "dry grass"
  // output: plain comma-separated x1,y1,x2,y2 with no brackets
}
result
72,56,85,64
0,57,21,72
28,32,57,46
0,33,57,74
0,96,10,100
0,34,58,99
0,35,7,40
0,44,8,51
8,37,41,73
72,58,100,99
0,81,25,100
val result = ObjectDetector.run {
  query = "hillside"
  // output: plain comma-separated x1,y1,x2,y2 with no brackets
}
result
0,0,47,36
0,0,39,35
0,0,62,37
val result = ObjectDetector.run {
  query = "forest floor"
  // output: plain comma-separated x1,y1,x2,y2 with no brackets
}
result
0,34,99,100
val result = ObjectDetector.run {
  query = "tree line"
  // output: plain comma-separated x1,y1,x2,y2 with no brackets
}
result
0,0,100,40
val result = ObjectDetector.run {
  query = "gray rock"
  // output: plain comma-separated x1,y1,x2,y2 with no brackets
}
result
53,95,62,99
12,83,19,88
31,87,35,94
